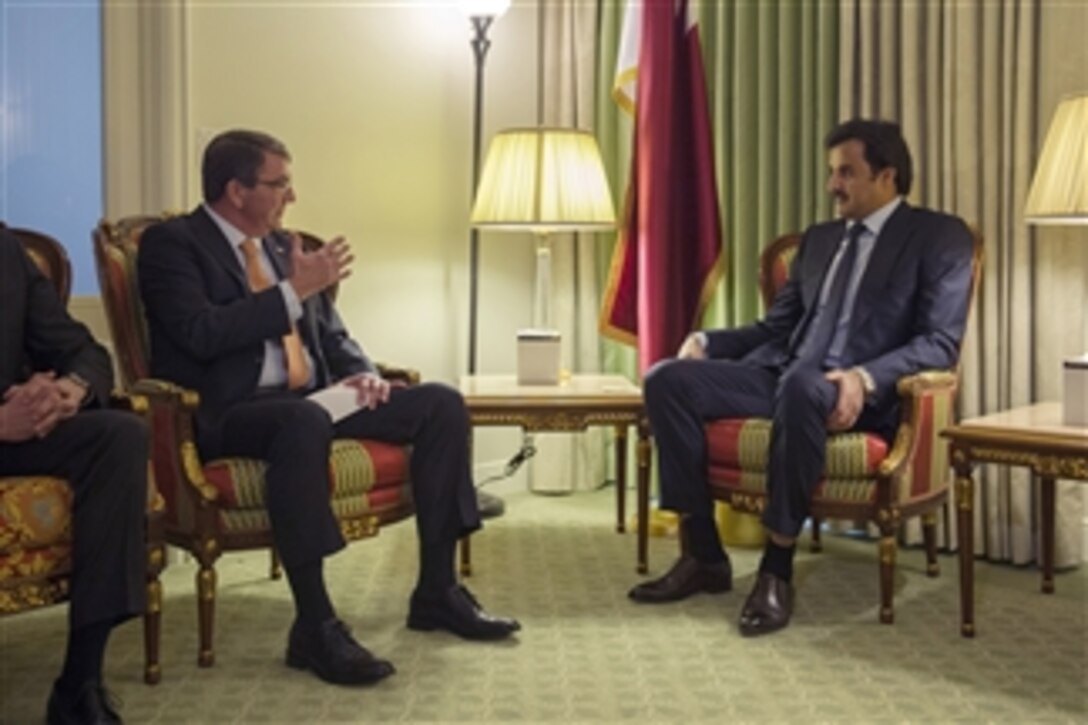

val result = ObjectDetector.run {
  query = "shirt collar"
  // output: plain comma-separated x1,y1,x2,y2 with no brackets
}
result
203,203,250,251
848,196,903,238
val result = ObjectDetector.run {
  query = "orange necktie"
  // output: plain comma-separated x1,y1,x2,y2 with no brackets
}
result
240,238,311,390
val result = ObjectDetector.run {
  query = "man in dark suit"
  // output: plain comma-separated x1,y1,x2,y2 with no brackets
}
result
1,228,147,724
137,129,519,686
628,120,974,636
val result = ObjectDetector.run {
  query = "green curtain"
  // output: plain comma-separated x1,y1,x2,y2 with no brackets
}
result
593,1,841,378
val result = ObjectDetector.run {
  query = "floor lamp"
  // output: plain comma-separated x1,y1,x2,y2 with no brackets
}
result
469,127,616,383
1024,92,1088,425
459,0,510,377
459,1,511,517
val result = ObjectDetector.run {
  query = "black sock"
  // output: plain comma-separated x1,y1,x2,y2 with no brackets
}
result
417,539,456,596
285,559,335,630
57,620,111,694
682,515,727,564
759,540,796,582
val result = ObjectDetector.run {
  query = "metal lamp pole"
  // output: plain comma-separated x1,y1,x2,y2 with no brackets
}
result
466,14,495,376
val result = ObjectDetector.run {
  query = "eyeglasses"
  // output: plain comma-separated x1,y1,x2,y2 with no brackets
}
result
253,177,292,191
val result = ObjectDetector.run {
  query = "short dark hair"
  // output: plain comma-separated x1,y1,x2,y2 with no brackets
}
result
201,129,291,203
825,119,913,195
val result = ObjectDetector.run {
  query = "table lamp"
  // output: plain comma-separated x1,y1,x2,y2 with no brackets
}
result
1024,92,1088,425
470,127,616,384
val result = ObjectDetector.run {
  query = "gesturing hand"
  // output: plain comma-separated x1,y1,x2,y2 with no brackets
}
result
287,233,354,301
824,368,865,432
342,373,390,411
677,333,707,360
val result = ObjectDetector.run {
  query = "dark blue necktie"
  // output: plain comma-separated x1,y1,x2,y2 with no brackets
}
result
795,222,866,366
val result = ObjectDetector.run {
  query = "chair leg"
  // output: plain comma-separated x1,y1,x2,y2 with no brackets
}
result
810,517,823,553
922,512,940,577
143,572,163,685
270,548,282,580
197,563,218,667
878,534,897,624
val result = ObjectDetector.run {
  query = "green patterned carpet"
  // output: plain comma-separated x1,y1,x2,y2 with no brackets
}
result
2,483,1085,723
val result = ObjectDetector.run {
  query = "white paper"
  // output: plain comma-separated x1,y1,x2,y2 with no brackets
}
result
306,383,361,423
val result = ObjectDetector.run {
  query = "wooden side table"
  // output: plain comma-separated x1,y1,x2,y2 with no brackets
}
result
942,402,1088,637
460,374,652,574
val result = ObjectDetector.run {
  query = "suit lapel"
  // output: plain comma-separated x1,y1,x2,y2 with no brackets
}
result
851,202,916,332
190,207,248,292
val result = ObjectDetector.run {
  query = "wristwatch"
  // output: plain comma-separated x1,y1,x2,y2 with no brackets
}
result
66,372,92,406
851,366,876,400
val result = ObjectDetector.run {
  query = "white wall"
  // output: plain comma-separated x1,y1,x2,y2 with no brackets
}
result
185,1,537,386
177,1,540,469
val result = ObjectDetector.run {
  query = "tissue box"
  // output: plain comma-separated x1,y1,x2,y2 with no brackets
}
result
1063,356,1088,426
517,329,561,385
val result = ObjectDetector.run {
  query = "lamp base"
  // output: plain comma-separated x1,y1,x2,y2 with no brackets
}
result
516,328,561,385
1063,354,1088,426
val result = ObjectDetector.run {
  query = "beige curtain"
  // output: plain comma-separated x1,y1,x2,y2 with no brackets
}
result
101,0,190,217
526,1,609,493
841,0,1085,567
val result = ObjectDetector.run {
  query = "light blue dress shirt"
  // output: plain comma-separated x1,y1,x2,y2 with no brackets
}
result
821,196,902,368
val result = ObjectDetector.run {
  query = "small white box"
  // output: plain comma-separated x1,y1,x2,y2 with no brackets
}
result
1063,356,1088,427
517,329,561,385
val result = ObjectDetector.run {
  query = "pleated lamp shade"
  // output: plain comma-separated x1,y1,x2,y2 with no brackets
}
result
470,128,616,233
1025,93,1088,225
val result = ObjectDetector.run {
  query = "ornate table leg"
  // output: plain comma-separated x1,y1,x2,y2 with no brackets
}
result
636,418,651,574
952,446,975,638
615,423,628,533
1040,474,1056,594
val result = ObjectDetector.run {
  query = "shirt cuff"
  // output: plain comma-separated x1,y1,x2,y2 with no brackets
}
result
278,280,303,321
851,366,877,400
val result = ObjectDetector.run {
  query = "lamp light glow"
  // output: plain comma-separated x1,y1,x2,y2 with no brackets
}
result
457,0,511,18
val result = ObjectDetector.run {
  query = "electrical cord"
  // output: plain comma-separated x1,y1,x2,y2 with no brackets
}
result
476,434,537,488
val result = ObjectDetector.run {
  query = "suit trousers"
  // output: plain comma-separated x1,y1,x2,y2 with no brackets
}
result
202,382,480,570
0,410,148,631
645,358,885,538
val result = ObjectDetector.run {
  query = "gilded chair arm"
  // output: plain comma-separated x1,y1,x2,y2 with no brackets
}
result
109,389,150,415
131,378,201,410
376,363,421,386
879,368,959,479
129,378,219,505
108,391,166,513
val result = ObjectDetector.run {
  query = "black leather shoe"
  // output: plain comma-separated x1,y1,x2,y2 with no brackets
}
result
628,555,732,603
286,618,395,685
477,489,505,519
408,585,521,640
47,680,122,725
738,571,794,636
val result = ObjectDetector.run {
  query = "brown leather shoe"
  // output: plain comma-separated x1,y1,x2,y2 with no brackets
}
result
628,554,732,603
738,571,793,636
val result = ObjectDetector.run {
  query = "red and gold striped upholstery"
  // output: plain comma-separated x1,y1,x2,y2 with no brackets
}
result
94,214,417,669
697,230,982,625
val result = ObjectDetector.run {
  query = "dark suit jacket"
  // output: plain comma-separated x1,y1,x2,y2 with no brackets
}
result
705,203,974,413
0,230,112,405
137,207,374,442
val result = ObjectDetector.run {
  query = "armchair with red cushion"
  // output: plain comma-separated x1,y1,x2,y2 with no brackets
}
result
93,214,416,668
639,230,983,624
0,223,166,684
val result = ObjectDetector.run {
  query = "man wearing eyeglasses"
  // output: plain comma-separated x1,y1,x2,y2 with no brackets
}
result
137,129,519,687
